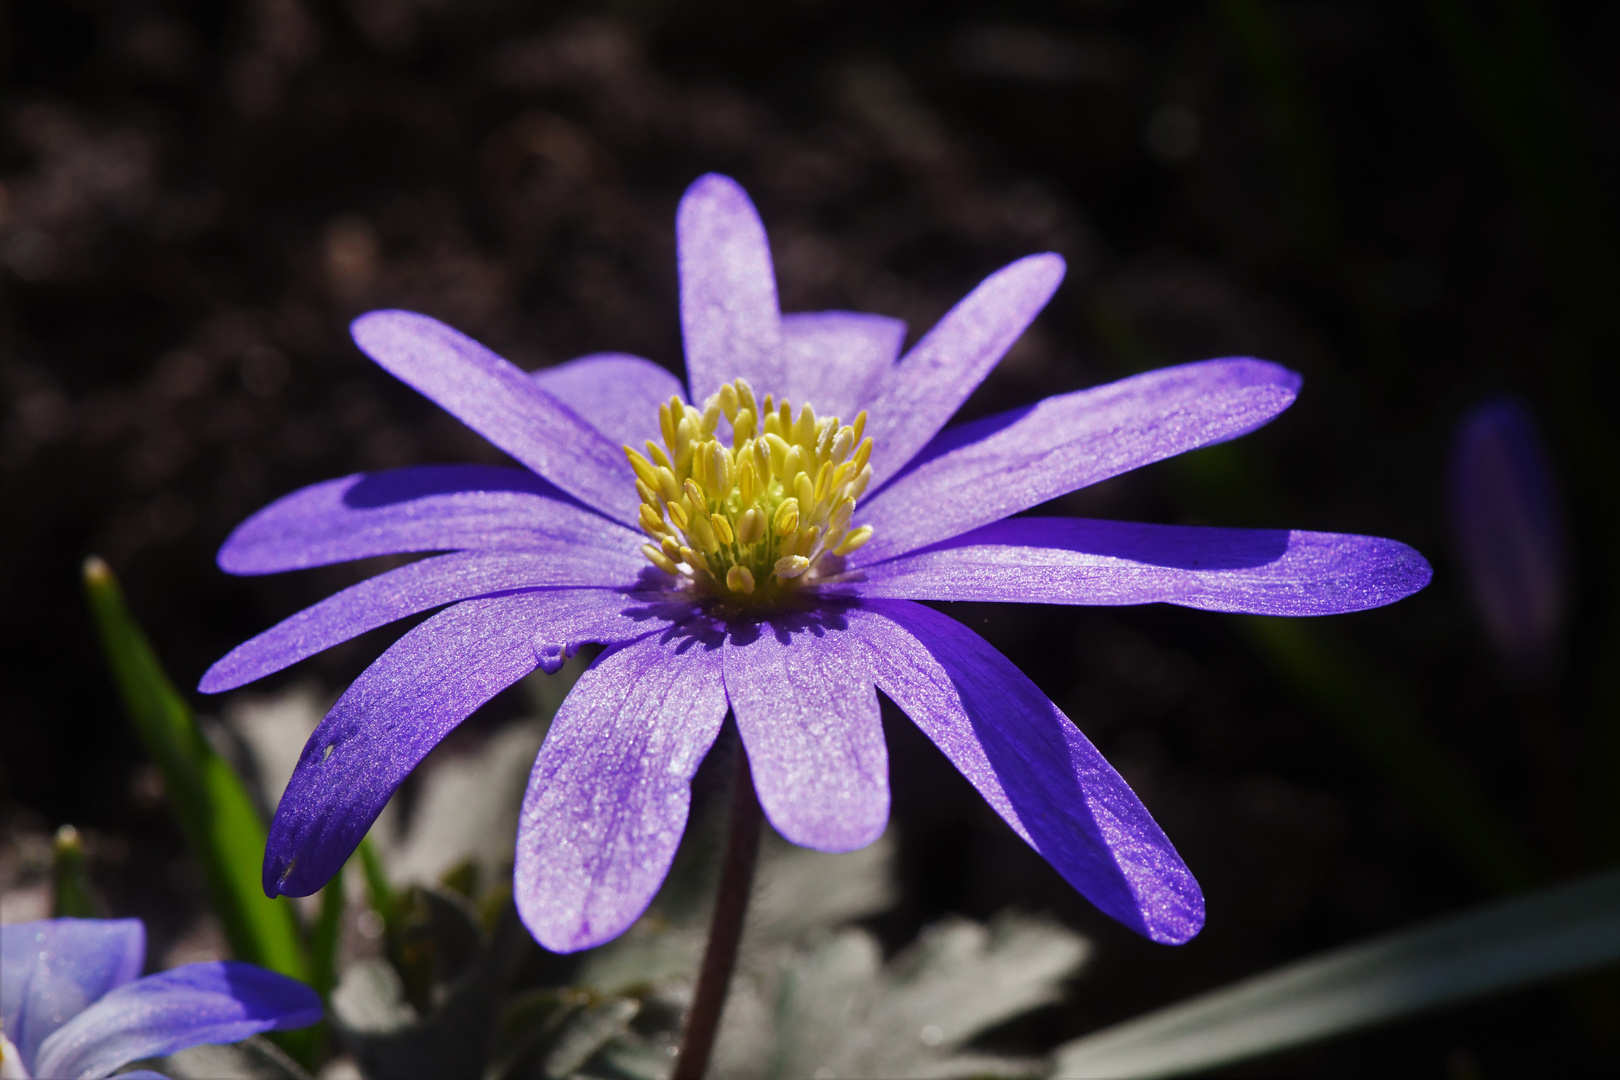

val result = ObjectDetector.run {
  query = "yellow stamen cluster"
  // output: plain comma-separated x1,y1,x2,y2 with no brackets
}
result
626,377,875,604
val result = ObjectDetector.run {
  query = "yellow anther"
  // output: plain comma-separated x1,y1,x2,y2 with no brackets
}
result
639,503,668,534
849,464,873,500
816,418,836,457
830,428,854,464
735,378,758,420
793,404,818,446
642,544,679,575
773,554,810,580
726,565,756,595
814,460,833,502
627,382,876,603
765,433,791,474
835,525,873,555
853,436,873,472
659,402,677,450
689,512,719,553
710,444,732,492
654,466,681,504
774,498,800,535
625,447,659,488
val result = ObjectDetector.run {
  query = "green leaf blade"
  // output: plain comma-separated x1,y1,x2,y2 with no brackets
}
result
83,556,310,983
1051,871,1620,1079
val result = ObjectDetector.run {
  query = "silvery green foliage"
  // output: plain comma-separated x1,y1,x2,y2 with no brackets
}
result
131,1035,311,1080
231,670,1091,1080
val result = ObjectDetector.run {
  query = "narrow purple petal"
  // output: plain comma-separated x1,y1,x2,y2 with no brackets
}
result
2,919,145,1070
264,590,693,897
515,621,729,953
32,962,321,1080
862,254,1066,489
776,311,908,421
217,465,642,575
677,174,783,403
200,548,649,694
533,352,687,449
847,600,1203,945
724,611,888,852
855,358,1301,564
351,310,641,525
831,518,1432,615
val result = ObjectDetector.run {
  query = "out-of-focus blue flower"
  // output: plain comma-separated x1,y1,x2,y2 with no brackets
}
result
1448,397,1569,685
0,918,321,1080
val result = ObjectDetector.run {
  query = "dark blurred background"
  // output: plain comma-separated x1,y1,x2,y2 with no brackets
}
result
2,1,1616,1075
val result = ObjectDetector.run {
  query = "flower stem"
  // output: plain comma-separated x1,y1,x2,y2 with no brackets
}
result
673,738,762,1080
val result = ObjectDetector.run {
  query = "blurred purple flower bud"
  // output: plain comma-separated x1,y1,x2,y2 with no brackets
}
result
1447,397,1569,685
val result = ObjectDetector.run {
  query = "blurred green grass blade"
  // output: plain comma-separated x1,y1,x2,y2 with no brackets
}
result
83,556,310,982
309,875,347,1001
1242,617,1537,892
51,825,102,917
1051,870,1620,1079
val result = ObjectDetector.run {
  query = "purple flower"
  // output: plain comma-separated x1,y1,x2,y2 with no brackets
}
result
0,918,321,1080
201,174,1430,952
1448,397,1568,685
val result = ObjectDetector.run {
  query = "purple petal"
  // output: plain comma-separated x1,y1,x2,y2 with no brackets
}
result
533,352,687,449
2,919,145,1070
515,621,729,953
264,590,692,897
1448,397,1568,683
724,611,888,852
855,358,1301,564
201,548,649,694
776,311,908,421
218,465,642,575
846,600,1203,945
351,311,641,525
677,174,784,403
31,962,321,1080
862,254,1066,489
831,517,1432,615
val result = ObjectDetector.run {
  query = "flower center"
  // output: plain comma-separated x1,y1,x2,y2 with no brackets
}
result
624,377,875,606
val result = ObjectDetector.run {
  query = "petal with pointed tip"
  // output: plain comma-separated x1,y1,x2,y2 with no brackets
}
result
847,600,1203,945
351,310,641,525
855,358,1300,564
834,518,1431,614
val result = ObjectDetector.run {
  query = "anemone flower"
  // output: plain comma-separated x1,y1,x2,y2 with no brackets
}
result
0,918,321,1080
201,174,1430,956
